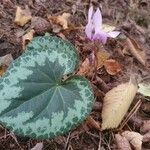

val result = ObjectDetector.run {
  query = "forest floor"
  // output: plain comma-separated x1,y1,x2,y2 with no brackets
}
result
0,0,150,150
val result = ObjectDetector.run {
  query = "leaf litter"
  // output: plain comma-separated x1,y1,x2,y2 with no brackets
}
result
0,0,150,150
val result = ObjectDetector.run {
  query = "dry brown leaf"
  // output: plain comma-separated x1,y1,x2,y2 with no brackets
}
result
48,13,71,30
126,38,146,66
96,50,110,69
143,131,150,142
86,116,100,130
104,59,122,75
30,142,43,150
122,131,143,150
14,6,32,26
115,134,132,150
22,29,35,49
101,78,138,130
140,120,150,134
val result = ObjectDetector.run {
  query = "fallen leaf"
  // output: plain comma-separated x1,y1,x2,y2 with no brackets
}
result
48,13,71,30
140,120,150,134
115,134,132,150
101,77,138,130
86,116,100,130
143,131,150,142
96,50,110,69
122,131,143,150
22,29,35,49
14,6,32,26
104,59,122,75
30,142,43,150
126,38,146,66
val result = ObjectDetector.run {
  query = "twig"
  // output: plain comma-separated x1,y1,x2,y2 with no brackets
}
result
98,132,102,150
64,132,71,150
86,131,100,139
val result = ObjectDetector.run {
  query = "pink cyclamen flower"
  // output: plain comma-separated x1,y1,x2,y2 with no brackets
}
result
85,6,120,44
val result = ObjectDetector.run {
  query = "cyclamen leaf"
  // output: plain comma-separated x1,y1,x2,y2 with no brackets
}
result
102,78,138,130
0,35,94,139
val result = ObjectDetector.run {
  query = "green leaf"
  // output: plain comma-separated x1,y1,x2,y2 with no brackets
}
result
0,35,94,139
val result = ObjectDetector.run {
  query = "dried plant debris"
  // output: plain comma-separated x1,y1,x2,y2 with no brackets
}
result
31,17,50,34
143,131,150,142
140,120,150,134
30,142,43,150
14,6,32,26
122,131,143,150
115,134,132,150
22,29,35,49
48,13,71,32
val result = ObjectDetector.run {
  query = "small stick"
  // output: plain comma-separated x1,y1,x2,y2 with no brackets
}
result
98,132,102,150
64,132,71,150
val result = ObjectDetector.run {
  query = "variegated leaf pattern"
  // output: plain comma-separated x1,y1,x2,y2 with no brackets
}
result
0,35,94,139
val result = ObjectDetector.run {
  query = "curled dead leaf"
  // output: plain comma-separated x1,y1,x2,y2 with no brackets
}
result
48,13,71,30
14,6,32,26
22,29,35,49
126,38,146,66
102,77,138,130
86,116,100,130
104,59,122,75
122,131,143,150
115,134,132,150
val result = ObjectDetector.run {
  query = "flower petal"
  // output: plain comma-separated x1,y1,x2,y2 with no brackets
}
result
85,22,93,39
93,8,102,32
88,6,94,23
107,31,120,38
93,31,108,44
85,6,94,39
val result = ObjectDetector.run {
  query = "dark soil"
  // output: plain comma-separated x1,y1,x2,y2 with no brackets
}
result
0,0,150,150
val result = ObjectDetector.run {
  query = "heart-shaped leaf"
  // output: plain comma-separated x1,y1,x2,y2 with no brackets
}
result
0,35,94,139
